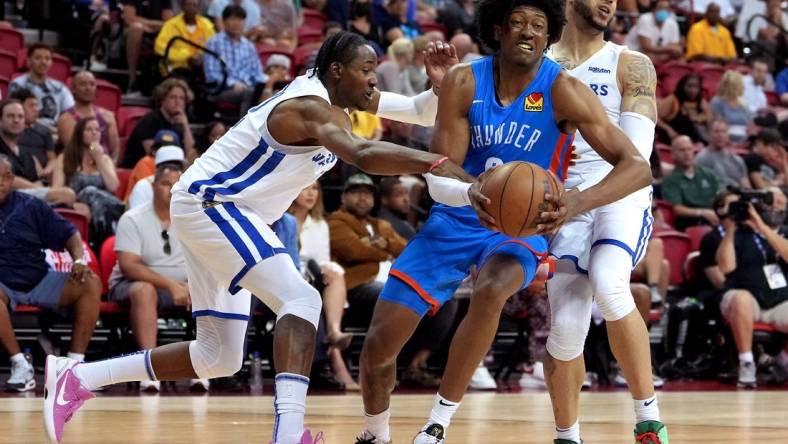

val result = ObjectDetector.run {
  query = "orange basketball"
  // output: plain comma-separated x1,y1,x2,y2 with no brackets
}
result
480,161,562,237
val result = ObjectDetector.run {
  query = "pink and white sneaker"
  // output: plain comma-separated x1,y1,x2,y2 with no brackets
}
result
43,355,94,443
300,429,324,444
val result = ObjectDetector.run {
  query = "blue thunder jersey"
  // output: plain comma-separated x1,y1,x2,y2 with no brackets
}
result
380,56,574,317
432,55,574,225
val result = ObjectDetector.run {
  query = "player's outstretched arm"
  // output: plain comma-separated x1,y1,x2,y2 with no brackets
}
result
543,74,652,231
296,97,468,178
366,41,459,127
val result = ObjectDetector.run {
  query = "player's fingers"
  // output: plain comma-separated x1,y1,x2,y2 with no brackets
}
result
448,43,458,58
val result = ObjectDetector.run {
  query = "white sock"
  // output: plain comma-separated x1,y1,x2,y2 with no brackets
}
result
428,393,460,429
67,352,85,362
273,373,309,444
634,395,660,423
10,353,28,367
555,420,581,442
73,350,156,391
364,409,391,442
739,351,754,364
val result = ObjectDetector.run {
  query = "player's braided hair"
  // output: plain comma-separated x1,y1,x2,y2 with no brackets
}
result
311,31,368,81
477,0,566,53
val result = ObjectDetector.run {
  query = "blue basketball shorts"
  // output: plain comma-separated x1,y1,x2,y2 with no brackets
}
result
380,209,547,316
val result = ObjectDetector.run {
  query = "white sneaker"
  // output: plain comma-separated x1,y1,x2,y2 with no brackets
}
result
613,371,665,389
412,423,445,444
518,361,546,389
190,378,210,391
5,360,35,392
139,380,161,392
468,363,496,390
652,373,665,389
737,361,757,388
581,372,596,389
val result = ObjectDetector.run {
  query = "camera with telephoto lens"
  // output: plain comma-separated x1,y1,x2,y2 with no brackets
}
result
726,186,774,222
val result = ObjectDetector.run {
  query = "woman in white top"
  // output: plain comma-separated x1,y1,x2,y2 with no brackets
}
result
289,181,359,389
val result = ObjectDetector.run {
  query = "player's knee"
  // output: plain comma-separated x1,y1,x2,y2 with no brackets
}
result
190,338,244,379
473,261,524,312
546,322,589,361
277,281,322,330
590,270,634,322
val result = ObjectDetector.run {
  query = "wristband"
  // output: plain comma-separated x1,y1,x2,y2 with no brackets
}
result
428,156,449,173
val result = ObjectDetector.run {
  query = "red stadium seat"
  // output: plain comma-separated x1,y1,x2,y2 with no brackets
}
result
654,199,675,228
0,76,8,98
0,28,24,55
765,91,779,107
55,208,89,241
293,44,318,73
685,225,711,251
655,230,692,285
302,8,327,30
257,44,294,67
296,27,323,46
99,236,116,294
0,49,16,79
697,65,725,100
658,63,693,96
95,79,122,114
115,168,132,200
417,18,447,38
655,142,673,164
117,106,150,137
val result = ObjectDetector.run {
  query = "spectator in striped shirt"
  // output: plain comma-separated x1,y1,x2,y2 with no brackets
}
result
204,4,267,116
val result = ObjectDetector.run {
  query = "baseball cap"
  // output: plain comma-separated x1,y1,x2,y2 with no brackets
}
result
155,145,186,166
154,129,181,147
343,173,376,192
266,54,292,71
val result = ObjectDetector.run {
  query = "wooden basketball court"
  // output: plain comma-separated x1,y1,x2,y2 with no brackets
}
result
1,390,786,443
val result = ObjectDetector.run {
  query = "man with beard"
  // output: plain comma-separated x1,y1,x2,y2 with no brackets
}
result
547,0,667,442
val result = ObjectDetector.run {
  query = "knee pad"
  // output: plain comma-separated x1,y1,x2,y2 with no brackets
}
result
189,317,246,379
589,245,636,322
546,269,593,361
239,255,323,329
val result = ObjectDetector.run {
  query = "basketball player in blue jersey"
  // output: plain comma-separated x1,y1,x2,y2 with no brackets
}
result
545,0,667,442
355,0,653,443
41,32,474,444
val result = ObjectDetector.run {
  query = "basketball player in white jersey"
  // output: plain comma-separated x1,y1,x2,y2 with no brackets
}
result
545,0,668,443
41,32,475,444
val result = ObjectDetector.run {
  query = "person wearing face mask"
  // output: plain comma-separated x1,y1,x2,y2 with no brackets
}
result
623,0,681,64
709,187,788,388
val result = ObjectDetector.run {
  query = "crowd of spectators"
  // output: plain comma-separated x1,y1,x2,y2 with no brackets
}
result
1,0,788,393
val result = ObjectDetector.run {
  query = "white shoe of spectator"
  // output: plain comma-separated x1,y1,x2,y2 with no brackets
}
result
468,362,496,390
737,361,757,388
518,361,547,389
139,380,161,392
5,360,35,392
613,370,665,389
190,379,210,391
582,372,597,390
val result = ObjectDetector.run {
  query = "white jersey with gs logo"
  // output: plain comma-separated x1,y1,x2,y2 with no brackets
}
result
548,41,651,205
173,72,339,225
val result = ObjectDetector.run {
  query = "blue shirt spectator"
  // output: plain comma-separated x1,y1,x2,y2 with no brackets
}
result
207,0,261,31
271,213,300,270
0,191,76,291
777,67,788,97
204,31,266,88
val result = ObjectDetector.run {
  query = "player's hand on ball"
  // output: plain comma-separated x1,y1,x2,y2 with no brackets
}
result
535,188,579,234
469,180,497,229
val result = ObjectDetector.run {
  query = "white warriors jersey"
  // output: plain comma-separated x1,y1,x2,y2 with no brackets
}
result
548,41,652,198
173,73,339,224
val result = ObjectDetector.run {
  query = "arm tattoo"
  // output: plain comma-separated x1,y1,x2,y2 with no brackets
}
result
622,52,657,122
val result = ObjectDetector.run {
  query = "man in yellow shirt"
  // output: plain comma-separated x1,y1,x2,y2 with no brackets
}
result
685,3,737,63
154,0,216,72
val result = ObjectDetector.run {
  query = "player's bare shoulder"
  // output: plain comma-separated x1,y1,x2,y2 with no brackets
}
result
617,49,657,122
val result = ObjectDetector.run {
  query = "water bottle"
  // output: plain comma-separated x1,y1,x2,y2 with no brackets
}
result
250,352,263,393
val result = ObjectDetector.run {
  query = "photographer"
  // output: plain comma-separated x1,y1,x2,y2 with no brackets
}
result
714,187,788,388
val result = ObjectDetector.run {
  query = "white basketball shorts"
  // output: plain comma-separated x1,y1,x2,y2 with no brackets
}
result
170,191,289,320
